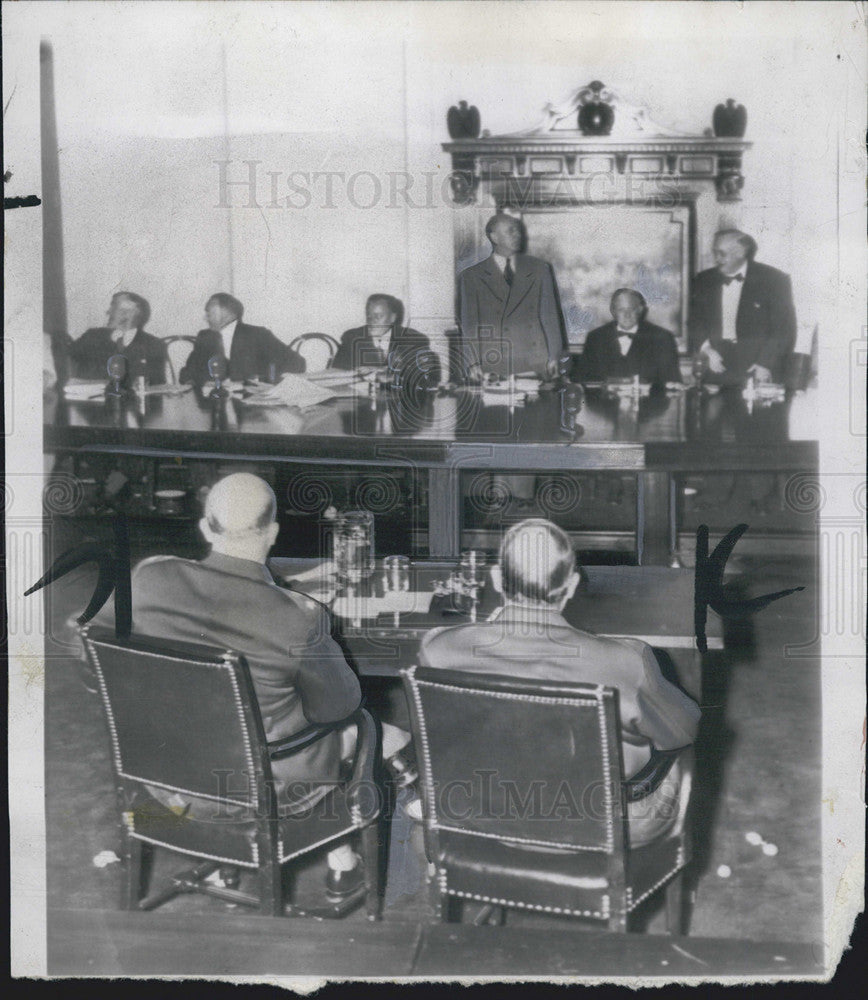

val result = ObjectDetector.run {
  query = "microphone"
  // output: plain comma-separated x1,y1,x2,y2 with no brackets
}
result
105,354,128,397
207,355,229,399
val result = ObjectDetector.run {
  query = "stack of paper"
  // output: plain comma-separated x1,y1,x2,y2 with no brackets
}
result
62,380,106,400
241,373,338,408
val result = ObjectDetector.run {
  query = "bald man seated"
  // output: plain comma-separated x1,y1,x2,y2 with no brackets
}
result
420,518,700,847
93,472,411,899
581,288,682,387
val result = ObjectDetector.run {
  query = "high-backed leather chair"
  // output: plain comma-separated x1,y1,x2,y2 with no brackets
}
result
82,625,382,919
401,665,692,933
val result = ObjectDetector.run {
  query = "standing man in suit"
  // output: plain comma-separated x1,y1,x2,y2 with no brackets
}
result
64,291,168,385
180,292,303,386
581,288,682,386
688,230,796,385
420,519,700,847
333,294,440,385
458,213,567,380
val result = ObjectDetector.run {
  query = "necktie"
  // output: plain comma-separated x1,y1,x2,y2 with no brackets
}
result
504,258,514,287
722,273,744,285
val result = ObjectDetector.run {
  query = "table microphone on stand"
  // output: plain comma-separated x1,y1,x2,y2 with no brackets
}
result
208,354,230,399
105,354,127,398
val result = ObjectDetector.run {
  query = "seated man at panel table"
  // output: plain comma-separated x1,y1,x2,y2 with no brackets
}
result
457,213,568,381
62,291,168,386
581,288,682,387
420,518,700,847
92,472,412,900
688,229,797,386
332,293,440,386
180,292,304,386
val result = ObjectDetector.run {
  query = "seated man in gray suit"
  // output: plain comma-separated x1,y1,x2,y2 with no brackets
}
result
420,518,700,847
93,472,410,900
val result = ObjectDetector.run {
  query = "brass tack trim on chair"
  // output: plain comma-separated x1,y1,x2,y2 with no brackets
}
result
415,677,605,708
404,668,439,824
129,830,259,869
434,823,610,853
625,860,688,912
86,637,124,776
596,697,616,854
438,875,609,921
278,827,361,865
92,641,260,809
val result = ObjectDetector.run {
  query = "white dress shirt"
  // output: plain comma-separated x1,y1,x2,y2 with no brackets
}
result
220,318,239,359
720,263,748,342
368,326,392,359
492,252,516,276
111,328,137,350
616,325,639,356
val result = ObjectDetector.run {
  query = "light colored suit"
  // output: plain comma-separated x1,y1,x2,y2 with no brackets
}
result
420,604,700,845
94,551,361,813
458,254,566,378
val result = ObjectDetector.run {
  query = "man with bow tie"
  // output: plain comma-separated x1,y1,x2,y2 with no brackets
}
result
688,230,796,385
581,288,682,386
64,291,168,385
457,213,567,380
180,292,303,386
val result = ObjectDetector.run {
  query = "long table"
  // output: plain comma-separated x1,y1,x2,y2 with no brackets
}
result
45,382,818,564
270,560,722,701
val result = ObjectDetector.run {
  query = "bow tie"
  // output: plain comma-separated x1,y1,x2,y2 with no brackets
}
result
617,330,637,338
721,273,744,285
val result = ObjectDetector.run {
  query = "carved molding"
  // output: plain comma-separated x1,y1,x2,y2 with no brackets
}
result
443,84,751,204
521,81,690,138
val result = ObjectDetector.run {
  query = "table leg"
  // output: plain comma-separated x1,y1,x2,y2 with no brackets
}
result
637,471,673,566
427,467,460,559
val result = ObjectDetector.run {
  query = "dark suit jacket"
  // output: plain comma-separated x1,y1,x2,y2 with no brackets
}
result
688,261,796,382
179,322,304,385
458,254,566,378
581,320,682,385
332,325,441,384
94,551,361,809
419,605,700,845
66,327,168,385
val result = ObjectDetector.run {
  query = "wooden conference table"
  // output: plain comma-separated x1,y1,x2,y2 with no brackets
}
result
270,559,722,701
45,379,818,564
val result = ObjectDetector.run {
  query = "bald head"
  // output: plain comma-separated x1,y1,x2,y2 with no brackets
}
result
498,518,580,608
200,473,278,561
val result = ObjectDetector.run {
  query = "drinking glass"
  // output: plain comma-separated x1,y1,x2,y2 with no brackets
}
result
332,510,375,590
382,554,411,626
459,549,487,622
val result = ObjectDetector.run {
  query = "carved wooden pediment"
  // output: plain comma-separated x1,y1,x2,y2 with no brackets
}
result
443,82,751,204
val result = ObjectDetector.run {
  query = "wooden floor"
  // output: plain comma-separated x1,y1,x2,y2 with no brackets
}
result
48,907,823,978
